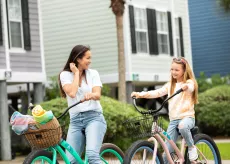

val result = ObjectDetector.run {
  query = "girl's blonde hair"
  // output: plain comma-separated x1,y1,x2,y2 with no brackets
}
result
170,57,199,104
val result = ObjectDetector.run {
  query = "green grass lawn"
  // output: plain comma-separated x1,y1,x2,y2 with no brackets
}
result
216,143,230,160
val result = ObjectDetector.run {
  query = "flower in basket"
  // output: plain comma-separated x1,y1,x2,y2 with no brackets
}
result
32,105,54,124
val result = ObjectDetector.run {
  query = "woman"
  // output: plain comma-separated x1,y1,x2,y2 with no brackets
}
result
59,45,107,164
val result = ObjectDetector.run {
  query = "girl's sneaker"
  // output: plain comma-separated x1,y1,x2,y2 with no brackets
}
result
188,146,198,161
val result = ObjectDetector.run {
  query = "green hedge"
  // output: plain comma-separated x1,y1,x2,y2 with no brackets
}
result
40,96,168,151
195,85,230,136
39,96,140,151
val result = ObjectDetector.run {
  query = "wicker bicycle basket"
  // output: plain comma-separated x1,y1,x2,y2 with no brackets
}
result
123,115,163,139
24,117,62,149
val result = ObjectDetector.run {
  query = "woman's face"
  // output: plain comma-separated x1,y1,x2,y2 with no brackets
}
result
77,50,91,70
171,62,185,82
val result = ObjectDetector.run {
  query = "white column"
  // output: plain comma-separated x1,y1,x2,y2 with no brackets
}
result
33,83,44,104
2,0,10,71
0,81,11,160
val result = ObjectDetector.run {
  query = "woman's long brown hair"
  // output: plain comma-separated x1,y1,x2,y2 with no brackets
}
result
58,45,90,98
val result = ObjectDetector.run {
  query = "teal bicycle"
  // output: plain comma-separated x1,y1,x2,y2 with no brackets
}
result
22,101,124,164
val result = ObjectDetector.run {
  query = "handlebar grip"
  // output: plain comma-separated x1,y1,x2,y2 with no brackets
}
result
176,88,183,94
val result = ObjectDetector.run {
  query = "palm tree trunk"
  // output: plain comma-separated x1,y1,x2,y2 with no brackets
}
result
116,15,126,102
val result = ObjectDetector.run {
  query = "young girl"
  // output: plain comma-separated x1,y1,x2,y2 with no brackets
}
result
131,57,199,163
59,45,107,164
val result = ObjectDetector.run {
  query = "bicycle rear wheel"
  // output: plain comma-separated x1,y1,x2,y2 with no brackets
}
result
124,140,163,164
184,134,221,164
23,150,59,164
100,143,124,164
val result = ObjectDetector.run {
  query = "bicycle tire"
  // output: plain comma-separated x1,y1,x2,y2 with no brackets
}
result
23,150,59,164
124,140,163,164
100,143,124,164
184,133,221,164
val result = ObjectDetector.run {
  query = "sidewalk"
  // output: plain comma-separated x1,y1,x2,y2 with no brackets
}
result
0,138,229,164
0,156,65,164
1,156,230,164
214,138,230,143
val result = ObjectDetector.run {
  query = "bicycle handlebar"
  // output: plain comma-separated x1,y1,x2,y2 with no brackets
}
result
132,88,183,115
28,100,84,120
56,100,83,120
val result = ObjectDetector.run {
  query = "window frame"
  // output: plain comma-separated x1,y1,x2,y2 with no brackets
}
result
7,0,25,51
156,10,170,55
175,17,181,57
134,7,149,54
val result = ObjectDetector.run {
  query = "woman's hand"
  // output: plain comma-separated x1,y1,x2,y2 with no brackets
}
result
131,92,139,98
70,63,79,74
82,92,94,102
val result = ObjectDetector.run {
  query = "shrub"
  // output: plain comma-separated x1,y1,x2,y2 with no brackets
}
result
45,76,60,101
195,85,230,136
40,96,168,151
197,72,230,93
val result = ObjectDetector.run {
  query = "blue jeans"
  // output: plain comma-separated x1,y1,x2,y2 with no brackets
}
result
66,110,107,164
163,117,195,164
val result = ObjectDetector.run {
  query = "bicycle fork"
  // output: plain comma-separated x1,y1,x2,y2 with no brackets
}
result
146,137,158,164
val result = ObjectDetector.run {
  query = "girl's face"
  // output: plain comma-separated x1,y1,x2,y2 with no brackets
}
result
171,62,185,82
77,50,91,70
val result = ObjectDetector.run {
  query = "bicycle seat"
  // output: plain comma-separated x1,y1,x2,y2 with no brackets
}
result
191,126,199,136
176,126,199,136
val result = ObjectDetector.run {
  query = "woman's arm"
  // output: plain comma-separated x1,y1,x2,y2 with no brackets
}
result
83,86,101,101
62,63,80,98
62,72,79,98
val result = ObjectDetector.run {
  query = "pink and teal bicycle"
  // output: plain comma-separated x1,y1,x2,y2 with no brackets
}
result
21,101,124,164
124,89,221,164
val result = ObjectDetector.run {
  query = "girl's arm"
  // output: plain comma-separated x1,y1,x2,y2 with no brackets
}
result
131,83,169,99
182,79,195,92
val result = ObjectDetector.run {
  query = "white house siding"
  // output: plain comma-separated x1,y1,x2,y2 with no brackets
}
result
125,0,192,84
10,0,42,72
174,0,193,66
41,0,118,83
0,1,6,69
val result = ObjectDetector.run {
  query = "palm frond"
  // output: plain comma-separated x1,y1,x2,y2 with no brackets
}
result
219,0,230,12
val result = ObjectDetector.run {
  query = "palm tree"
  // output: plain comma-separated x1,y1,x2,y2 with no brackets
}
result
219,0,230,11
110,0,126,102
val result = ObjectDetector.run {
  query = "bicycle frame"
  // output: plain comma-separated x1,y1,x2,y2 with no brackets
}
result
31,100,112,164
131,89,209,164
147,128,208,164
46,139,85,164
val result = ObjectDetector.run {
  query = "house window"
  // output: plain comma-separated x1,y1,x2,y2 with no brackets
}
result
156,11,169,54
7,0,24,48
175,18,181,57
134,7,148,53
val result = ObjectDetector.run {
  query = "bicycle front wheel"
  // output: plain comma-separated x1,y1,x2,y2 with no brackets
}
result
185,134,221,164
124,140,163,164
100,143,124,164
23,150,59,164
